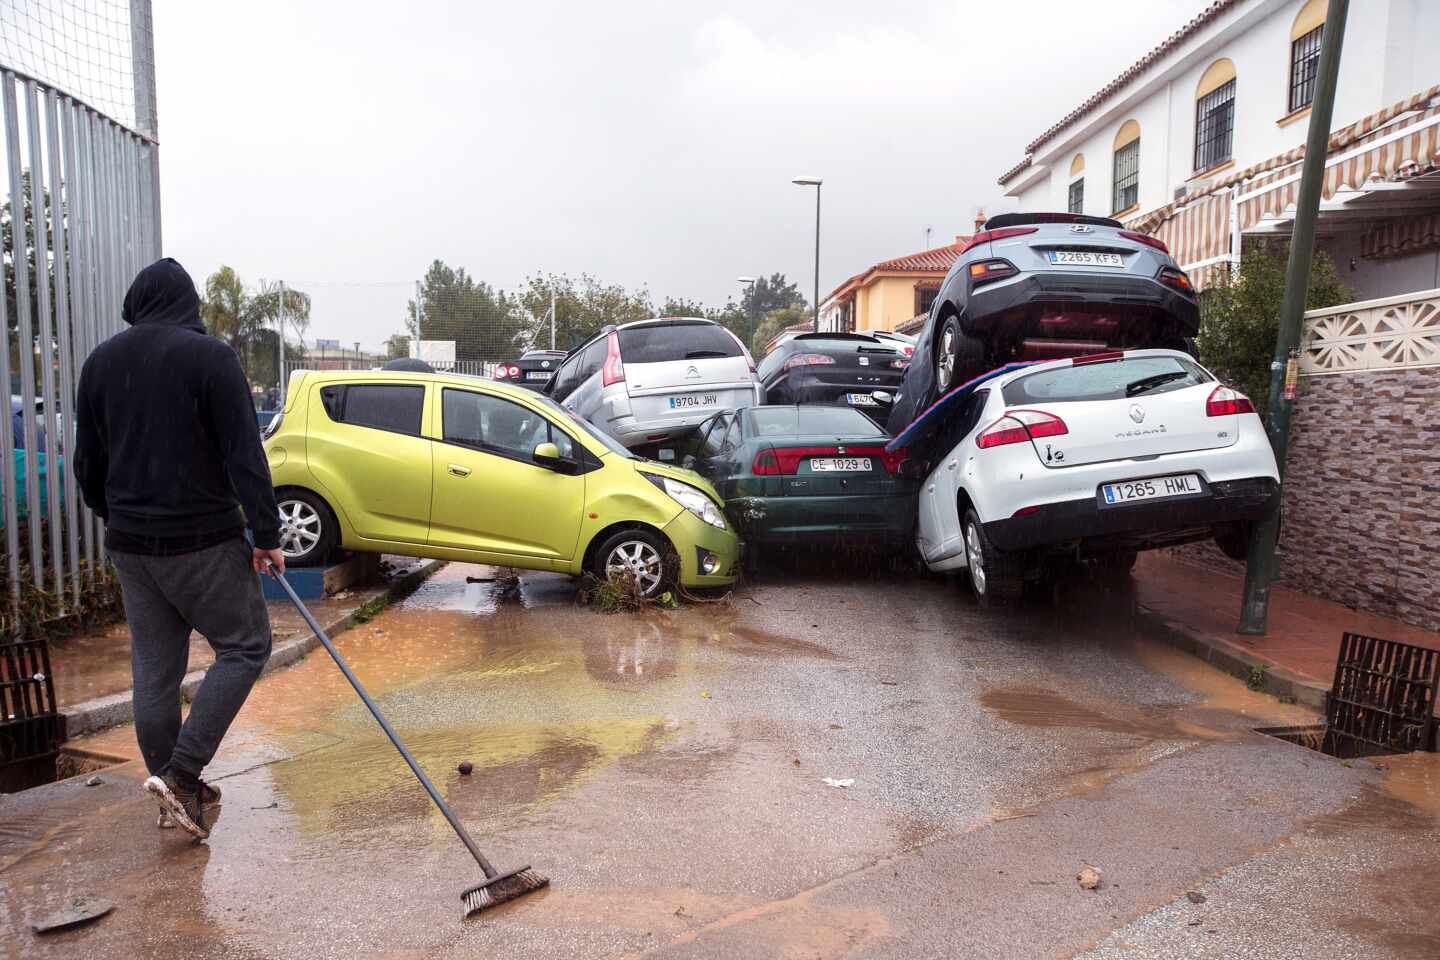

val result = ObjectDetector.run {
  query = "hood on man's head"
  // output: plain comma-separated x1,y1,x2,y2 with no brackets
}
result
122,258,204,331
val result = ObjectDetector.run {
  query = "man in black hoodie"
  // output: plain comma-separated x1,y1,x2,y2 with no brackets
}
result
75,258,285,840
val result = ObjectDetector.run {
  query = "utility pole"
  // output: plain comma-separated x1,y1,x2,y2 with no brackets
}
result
277,280,286,407
413,279,423,360
1237,0,1349,635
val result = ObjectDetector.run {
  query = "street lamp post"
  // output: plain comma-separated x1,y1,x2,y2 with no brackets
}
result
792,176,822,332
737,276,757,350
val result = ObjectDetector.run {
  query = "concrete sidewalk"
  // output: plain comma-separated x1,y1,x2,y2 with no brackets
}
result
50,555,443,738
1133,553,1440,713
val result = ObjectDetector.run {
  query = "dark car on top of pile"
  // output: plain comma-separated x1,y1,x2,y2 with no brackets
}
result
684,404,917,549
492,349,567,392
758,332,910,418
887,211,1199,434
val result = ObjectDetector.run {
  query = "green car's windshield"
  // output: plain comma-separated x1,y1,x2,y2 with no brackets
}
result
533,395,634,458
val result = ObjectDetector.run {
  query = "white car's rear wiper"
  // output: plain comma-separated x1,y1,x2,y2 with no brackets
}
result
684,350,730,359
1125,371,1189,397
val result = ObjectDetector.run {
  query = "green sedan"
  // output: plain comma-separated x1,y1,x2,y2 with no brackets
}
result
684,405,919,546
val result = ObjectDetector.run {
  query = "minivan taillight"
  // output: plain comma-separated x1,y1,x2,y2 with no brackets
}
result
1206,385,1255,416
976,410,1068,449
602,330,625,386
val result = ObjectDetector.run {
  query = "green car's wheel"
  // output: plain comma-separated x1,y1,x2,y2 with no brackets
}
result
276,490,337,566
592,528,676,599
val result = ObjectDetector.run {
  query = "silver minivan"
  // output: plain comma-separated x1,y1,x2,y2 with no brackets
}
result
547,318,762,452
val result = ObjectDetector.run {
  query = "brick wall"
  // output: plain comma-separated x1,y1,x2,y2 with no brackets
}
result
1172,365,1440,631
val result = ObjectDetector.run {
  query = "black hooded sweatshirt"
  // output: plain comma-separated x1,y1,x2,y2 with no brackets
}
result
74,259,281,555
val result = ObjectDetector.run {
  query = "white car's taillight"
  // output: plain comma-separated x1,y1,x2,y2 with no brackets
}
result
1206,385,1255,416
976,410,1068,449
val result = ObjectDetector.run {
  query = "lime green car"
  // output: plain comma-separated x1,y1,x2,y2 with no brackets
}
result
262,370,739,596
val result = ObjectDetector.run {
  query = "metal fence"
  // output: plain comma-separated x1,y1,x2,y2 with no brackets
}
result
1,0,160,624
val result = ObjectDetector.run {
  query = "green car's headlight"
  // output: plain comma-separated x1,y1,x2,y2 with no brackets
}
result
643,473,727,530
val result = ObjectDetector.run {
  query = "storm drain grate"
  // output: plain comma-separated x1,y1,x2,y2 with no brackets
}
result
1325,632,1438,755
1256,634,1438,759
0,635,64,793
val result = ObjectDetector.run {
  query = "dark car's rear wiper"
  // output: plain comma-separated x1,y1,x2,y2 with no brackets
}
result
684,350,730,359
1125,371,1189,396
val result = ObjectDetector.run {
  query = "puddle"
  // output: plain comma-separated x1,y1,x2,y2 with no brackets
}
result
979,686,1178,739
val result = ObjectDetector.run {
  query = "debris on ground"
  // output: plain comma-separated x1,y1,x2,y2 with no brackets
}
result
458,761,474,776
84,775,103,786
1077,866,1103,890
699,690,711,700
1186,891,1207,904
32,896,114,934
822,778,855,788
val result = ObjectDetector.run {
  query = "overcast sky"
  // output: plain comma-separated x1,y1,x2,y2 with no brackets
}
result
152,0,1197,350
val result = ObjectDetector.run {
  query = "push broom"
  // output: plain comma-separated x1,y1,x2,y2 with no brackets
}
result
270,569,549,918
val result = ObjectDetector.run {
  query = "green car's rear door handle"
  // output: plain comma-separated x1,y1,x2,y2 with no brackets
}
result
448,464,472,478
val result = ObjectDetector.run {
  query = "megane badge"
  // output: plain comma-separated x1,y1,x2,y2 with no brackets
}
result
1071,224,1093,234
1129,404,1146,423
541,360,551,368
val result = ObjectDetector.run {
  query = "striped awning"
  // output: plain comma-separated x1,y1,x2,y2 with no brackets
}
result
1361,211,1440,259
1129,189,1233,282
1125,85,1440,291
1235,101,1440,229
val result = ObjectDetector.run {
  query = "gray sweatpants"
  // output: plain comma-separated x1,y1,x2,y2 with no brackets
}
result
111,537,272,781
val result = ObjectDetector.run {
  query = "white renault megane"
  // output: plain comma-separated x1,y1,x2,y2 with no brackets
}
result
912,349,1280,604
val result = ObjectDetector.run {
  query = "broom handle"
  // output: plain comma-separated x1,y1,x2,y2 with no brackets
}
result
271,569,499,879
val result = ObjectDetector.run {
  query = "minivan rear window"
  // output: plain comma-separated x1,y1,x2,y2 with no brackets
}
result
1002,356,1210,405
618,322,741,364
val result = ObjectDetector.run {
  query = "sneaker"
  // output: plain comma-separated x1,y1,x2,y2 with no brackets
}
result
144,773,211,840
157,780,220,829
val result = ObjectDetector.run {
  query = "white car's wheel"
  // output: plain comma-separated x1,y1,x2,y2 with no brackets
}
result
963,509,1020,606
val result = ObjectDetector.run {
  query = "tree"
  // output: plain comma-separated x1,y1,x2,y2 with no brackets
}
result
384,333,412,359
519,273,653,351
1196,242,1350,417
751,306,809,357
405,260,526,362
731,273,807,350
199,267,311,388
2,171,60,374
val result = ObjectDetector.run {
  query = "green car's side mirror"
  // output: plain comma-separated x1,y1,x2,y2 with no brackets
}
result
533,441,567,470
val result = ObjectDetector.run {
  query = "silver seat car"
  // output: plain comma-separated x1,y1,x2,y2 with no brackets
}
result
547,317,762,453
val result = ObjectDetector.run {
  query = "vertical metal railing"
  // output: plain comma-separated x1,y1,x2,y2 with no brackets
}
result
1,64,160,629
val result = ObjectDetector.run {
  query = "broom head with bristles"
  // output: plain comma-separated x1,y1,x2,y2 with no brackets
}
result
462,865,550,918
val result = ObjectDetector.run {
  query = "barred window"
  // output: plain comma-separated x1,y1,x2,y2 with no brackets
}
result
1112,140,1139,213
1290,26,1323,112
1067,179,1084,214
1194,80,1235,171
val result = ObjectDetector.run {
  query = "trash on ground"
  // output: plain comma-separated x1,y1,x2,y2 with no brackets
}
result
1077,866,1102,890
822,777,855,788
32,896,114,934
84,775,103,786
1186,891,1207,904
458,761,474,775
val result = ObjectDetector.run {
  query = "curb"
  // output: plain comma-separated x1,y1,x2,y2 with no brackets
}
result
1133,603,1330,713
60,558,446,739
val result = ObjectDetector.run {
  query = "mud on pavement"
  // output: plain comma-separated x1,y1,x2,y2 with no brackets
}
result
4,561,1440,960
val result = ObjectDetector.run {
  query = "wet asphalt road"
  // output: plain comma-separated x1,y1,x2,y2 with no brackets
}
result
4,556,1439,959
